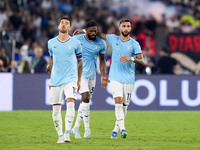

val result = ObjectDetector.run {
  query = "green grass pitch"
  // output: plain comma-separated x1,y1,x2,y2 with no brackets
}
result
0,111,200,150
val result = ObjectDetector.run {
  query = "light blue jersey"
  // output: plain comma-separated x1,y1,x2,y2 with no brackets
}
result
48,36,82,86
74,34,106,79
106,34,142,84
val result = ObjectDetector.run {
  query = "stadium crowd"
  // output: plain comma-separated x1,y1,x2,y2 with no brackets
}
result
0,0,200,74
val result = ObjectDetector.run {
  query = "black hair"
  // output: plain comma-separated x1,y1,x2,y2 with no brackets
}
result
119,18,131,25
161,47,170,54
60,16,71,26
85,20,98,29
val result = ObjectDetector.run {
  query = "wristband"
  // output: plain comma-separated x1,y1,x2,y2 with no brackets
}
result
83,29,86,33
131,57,135,62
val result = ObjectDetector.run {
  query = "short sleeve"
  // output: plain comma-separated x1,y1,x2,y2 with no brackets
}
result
75,41,82,55
106,34,116,43
134,42,142,54
48,41,53,56
99,40,107,54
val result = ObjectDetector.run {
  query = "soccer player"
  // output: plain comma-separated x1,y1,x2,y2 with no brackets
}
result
74,18,145,139
71,20,107,139
46,16,83,143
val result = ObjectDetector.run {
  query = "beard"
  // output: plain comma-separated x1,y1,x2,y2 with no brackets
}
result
60,29,67,33
59,27,67,33
121,31,130,37
88,34,96,41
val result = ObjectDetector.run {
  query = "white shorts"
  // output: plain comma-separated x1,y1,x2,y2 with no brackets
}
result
50,82,77,105
79,76,96,98
110,80,135,106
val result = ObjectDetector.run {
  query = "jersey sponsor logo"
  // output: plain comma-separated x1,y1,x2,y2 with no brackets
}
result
67,45,72,49
127,45,132,50
95,45,99,49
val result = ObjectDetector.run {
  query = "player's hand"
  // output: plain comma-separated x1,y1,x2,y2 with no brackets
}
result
77,79,81,92
46,65,52,74
73,29,84,36
120,56,131,63
101,76,108,88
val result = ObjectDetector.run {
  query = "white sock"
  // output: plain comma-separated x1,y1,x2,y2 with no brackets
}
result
73,103,83,130
113,121,119,132
115,104,125,131
65,102,75,134
113,105,128,132
52,105,63,136
82,102,90,130
123,106,128,118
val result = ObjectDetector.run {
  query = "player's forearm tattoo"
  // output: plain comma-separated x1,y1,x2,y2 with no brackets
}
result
134,54,145,65
134,58,145,65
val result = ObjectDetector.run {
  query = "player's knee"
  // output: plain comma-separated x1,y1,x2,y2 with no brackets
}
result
115,97,123,104
66,98,75,103
82,97,90,103
82,95,90,103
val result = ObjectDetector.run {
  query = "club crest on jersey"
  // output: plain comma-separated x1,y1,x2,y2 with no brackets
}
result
95,45,99,49
127,45,132,50
67,45,72,49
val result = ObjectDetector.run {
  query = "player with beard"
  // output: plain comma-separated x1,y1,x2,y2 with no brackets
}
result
71,20,107,139
47,16,83,143
73,18,145,139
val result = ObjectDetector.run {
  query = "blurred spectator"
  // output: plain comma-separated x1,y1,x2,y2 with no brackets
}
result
166,16,180,32
32,12,42,39
8,10,23,32
18,45,30,73
194,12,200,31
30,46,47,73
21,23,36,43
0,0,8,30
71,14,86,32
0,47,9,72
1,0,200,75
41,0,53,12
0,59,4,72
180,21,196,33
132,15,147,50
119,0,128,17
107,22,118,34
145,15,157,35
58,0,73,14
37,30,49,52
136,48,157,75
157,47,179,74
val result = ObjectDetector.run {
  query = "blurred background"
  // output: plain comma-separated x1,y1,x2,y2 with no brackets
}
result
0,0,200,111
0,0,200,75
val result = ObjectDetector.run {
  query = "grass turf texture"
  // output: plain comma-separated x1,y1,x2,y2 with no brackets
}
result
0,111,199,150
